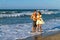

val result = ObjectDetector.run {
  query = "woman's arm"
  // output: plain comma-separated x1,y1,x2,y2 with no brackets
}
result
37,15,42,20
40,15,42,17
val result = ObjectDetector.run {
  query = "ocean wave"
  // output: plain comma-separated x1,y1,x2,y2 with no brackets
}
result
0,10,60,18
48,28,60,32
40,10,60,14
0,12,33,18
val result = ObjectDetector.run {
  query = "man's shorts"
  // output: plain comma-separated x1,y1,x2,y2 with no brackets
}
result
33,21,37,27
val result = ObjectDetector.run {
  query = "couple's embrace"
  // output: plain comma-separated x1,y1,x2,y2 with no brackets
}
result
31,10,44,33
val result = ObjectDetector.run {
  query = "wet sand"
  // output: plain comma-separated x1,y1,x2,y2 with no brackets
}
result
31,33,60,40
43,33,60,40
16,31,60,40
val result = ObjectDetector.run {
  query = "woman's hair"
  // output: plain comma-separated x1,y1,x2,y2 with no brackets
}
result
38,11,41,15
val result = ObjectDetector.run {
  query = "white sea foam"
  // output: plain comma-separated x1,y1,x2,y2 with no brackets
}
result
48,28,60,32
0,18,60,40
42,19,60,30
40,10,58,14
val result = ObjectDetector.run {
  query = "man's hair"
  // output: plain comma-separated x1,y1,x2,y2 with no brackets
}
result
34,10,36,12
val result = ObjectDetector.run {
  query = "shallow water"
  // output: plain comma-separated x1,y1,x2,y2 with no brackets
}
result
0,9,60,40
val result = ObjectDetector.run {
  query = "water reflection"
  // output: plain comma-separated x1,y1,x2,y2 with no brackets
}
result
33,34,43,40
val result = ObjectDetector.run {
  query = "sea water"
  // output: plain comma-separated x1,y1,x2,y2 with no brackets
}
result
0,9,60,40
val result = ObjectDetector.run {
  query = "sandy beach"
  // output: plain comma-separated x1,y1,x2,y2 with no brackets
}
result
43,33,60,40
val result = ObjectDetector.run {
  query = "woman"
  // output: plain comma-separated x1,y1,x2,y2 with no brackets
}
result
36,11,44,32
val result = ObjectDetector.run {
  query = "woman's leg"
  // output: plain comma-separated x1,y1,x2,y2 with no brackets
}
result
39,24,42,32
36,24,39,32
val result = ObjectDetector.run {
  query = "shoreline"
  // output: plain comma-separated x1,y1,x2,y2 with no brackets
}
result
16,31,60,40
27,31,60,40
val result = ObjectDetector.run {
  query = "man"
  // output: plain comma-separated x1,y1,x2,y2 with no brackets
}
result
31,10,37,32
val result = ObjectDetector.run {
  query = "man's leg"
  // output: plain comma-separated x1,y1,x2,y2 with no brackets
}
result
32,27,36,32
32,21,36,32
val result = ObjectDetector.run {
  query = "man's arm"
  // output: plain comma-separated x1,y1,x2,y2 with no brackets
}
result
31,14,33,19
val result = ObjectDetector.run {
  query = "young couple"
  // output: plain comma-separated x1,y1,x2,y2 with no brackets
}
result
31,10,44,32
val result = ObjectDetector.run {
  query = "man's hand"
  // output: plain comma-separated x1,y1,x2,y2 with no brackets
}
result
31,15,33,19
